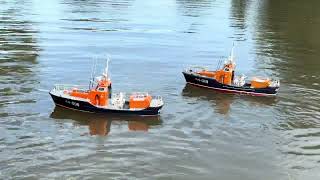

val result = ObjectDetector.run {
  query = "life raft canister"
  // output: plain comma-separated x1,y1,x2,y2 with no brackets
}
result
129,94,152,109
251,77,271,88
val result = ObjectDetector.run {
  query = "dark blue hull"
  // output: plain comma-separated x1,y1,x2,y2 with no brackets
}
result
183,72,279,96
50,93,163,116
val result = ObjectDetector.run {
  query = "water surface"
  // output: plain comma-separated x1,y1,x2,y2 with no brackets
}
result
1,0,320,179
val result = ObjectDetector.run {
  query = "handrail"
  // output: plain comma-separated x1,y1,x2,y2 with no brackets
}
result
186,66,209,70
130,92,149,96
151,95,163,100
53,84,88,91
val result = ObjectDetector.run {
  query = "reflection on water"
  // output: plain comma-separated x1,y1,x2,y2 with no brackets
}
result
176,0,213,17
254,0,320,83
176,0,213,34
62,0,134,11
182,84,236,115
60,0,133,32
182,84,277,115
50,107,162,136
1,0,320,179
241,0,320,174
229,0,251,41
0,1,39,117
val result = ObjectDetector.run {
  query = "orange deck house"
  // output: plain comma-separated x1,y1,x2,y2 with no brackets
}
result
129,94,152,109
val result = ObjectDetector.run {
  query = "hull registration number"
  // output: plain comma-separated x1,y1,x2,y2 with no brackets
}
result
195,78,208,84
65,100,80,107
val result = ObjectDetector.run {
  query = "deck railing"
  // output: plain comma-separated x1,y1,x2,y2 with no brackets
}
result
151,95,163,100
53,84,88,91
185,66,209,72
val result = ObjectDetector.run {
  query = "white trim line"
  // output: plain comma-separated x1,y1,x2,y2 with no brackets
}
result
56,103,94,113
187,82,276,96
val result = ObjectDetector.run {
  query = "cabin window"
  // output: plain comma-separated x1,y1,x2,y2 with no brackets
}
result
98,87,105,91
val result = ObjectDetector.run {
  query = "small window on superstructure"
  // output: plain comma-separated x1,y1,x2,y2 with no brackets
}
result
98,87,105,91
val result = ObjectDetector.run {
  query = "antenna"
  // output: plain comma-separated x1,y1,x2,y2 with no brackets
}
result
90,56,98,89
103,54,111,79
216,58,222,71
229,42,235,63
89,56,96,89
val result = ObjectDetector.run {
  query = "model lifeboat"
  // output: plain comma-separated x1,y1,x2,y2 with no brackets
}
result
182,46,280,96
49,59,164,116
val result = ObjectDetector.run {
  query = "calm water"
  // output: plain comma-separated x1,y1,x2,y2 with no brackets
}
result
1,0,320,179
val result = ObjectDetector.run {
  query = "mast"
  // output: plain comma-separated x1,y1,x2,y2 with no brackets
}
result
229,42,235,63
103,56,110,79
89,57,97,89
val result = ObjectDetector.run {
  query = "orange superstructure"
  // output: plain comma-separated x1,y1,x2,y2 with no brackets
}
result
197,59,235,86
251,77,271,88
129,94,152,109
68,76,111,106
197,70,215,78
88,89,109,106
97,78,111,88
217,61,235,85
70,89,89,99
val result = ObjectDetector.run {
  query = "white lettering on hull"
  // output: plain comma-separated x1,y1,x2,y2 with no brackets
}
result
195,78,209,84
65,100,80,107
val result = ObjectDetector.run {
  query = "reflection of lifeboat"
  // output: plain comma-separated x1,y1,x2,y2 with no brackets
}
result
128,121,149,131
49,58,164,115
182,84,277,115
50,106,162,136
182,46,280,96
89,119,111,136
182,84,235,115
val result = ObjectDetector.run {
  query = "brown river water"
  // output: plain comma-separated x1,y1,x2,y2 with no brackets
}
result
0,0,320,179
